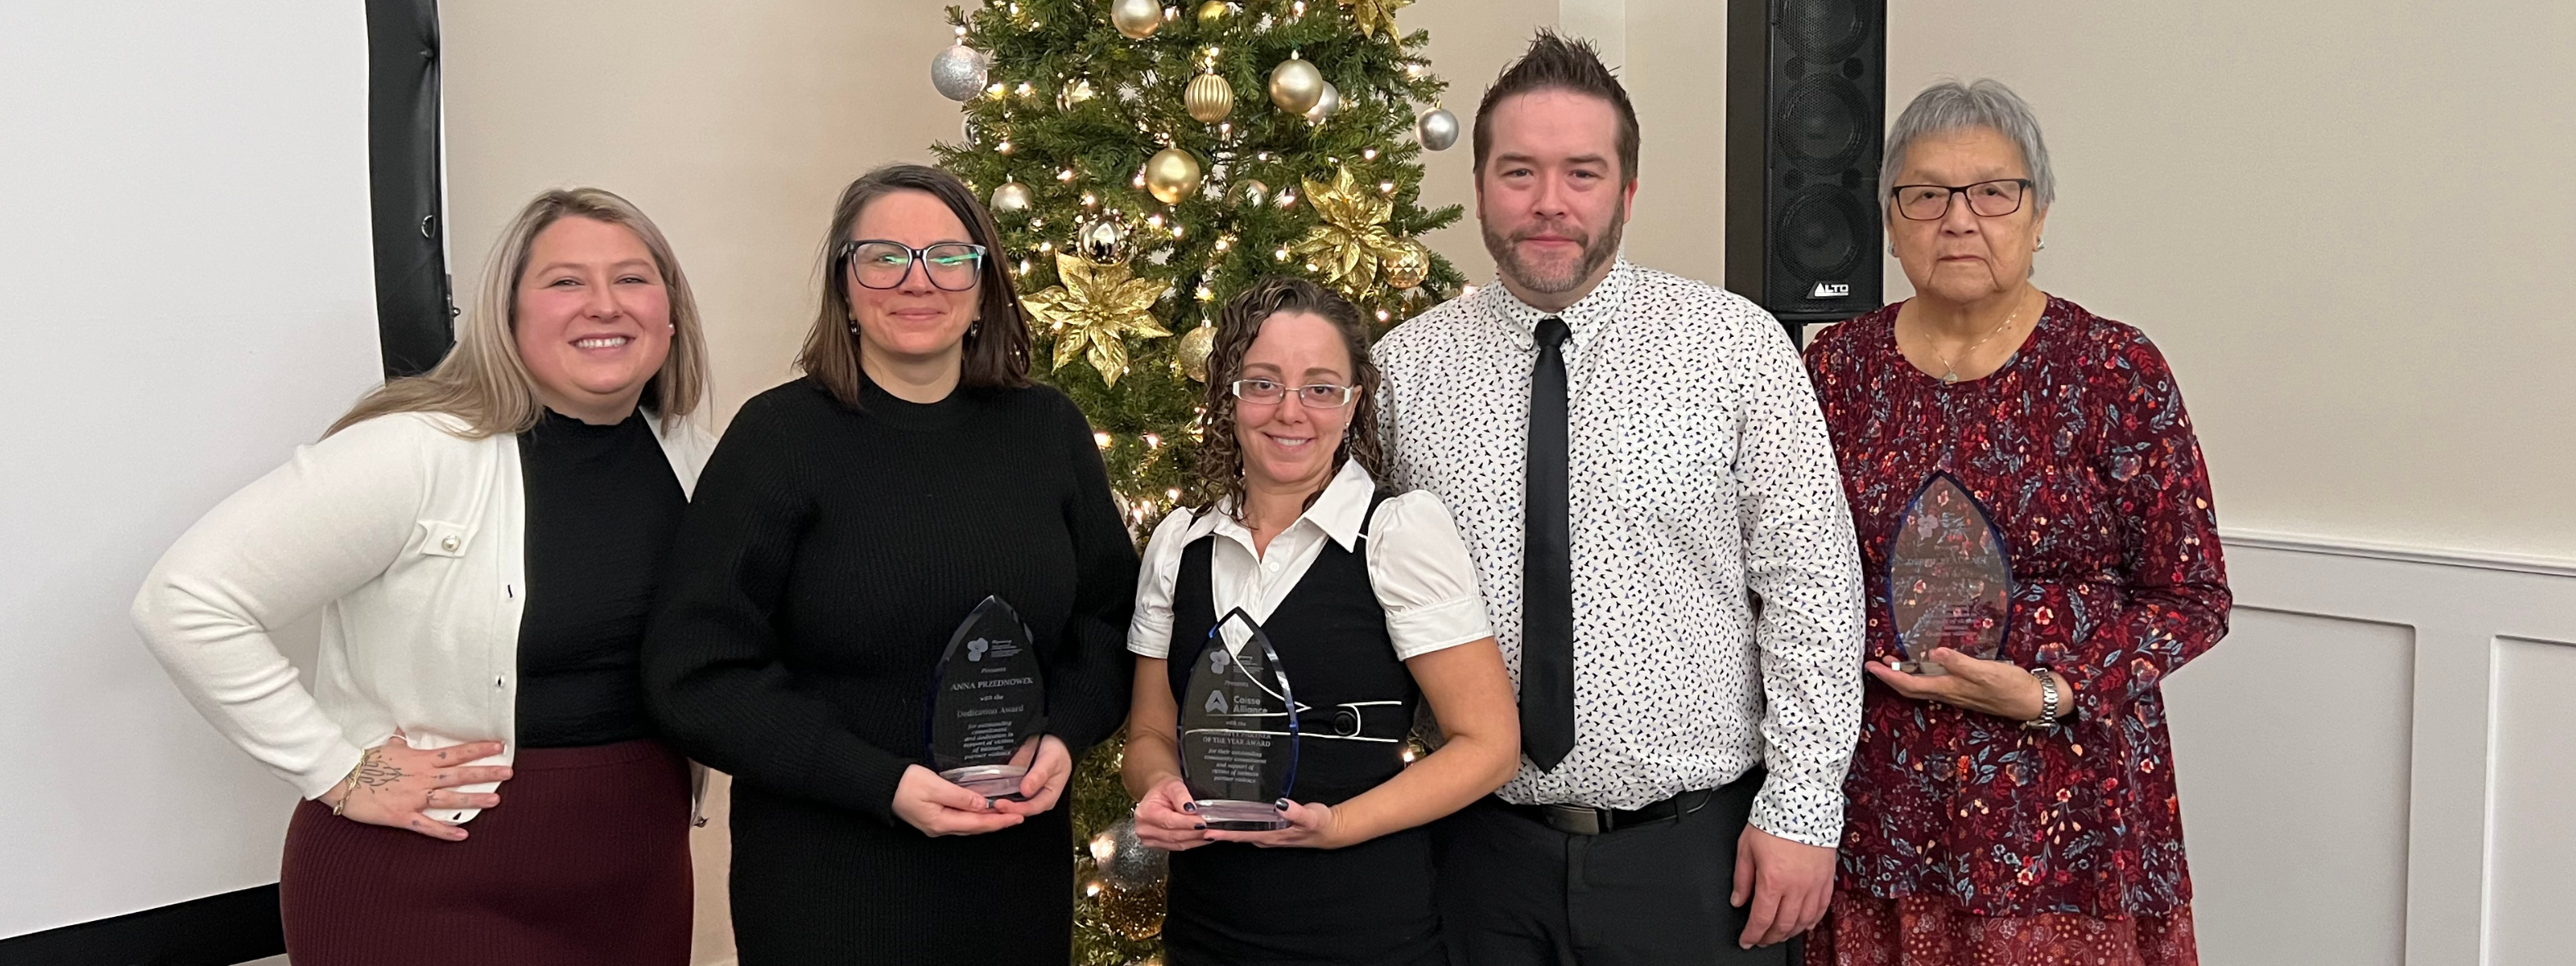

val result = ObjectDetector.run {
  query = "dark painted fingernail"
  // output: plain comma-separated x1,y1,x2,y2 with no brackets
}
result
1274,798,1290,811
1181,801,1197,812
1194,823,1207,830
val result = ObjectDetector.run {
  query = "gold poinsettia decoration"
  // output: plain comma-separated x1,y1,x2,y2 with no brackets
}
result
1289,165,1409,298
1339,0,1412,38
1022,251,1170,387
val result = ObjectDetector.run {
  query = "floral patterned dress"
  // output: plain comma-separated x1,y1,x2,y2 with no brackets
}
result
1799,296,2232,966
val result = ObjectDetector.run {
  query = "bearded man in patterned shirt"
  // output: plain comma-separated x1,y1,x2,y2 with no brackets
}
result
1374,31,1867,965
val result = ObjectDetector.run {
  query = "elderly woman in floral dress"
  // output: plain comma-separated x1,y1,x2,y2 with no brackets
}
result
1799,79,2233,966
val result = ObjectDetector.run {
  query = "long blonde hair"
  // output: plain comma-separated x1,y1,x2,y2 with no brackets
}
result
328,187,709,438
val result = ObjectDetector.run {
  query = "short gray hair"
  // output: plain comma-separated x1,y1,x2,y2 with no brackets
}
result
1883,79,2055,214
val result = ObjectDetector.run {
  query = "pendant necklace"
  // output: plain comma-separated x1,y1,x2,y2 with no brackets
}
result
1923,300,2027,384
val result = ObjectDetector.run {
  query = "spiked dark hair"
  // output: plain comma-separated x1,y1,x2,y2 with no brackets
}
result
1472,29,1641,184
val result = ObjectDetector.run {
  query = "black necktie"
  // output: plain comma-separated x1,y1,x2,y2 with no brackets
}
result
1521,317,1577,772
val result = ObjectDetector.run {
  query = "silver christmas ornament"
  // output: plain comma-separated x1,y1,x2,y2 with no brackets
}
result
1232,178,1270,208
990,182,1034,214
931,43,988,101
1416,107,1459,151
1304,81,1342,123
1091,817,1170,891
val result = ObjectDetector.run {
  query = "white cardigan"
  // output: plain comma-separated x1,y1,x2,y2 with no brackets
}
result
132,410,716,823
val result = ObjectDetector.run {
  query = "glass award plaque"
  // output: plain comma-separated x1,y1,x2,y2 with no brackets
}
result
1887,472,2013,676
924,595,1047,799
1178,609,1298,831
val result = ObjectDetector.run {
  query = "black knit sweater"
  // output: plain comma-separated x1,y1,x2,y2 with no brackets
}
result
643,375,1136,964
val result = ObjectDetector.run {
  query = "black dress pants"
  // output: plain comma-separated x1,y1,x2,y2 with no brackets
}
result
1432,771,1793,965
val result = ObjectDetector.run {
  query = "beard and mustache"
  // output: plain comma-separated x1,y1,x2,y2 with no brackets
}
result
1480,206,1627,296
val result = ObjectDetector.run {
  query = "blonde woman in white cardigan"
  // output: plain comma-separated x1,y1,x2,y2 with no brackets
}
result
133,188,716,966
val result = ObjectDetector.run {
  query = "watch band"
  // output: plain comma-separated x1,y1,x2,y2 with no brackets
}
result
2023,667,2062,730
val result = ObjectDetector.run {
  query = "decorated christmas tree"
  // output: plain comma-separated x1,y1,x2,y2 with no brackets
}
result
922,2,1467,962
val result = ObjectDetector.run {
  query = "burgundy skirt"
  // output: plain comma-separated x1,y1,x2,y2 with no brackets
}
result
280,739,694,966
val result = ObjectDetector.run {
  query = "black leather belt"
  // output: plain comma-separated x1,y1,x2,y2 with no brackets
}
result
1500,787,1715,836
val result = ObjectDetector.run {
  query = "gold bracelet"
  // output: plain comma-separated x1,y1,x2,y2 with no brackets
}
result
329,748,373,816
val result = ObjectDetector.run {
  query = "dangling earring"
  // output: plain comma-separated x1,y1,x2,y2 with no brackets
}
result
2035,237,2046,251
967,321,981,339
1887,242,1898,257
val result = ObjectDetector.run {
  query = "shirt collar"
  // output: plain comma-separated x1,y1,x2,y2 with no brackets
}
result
1483,258,1635,350
1188,459,1381,552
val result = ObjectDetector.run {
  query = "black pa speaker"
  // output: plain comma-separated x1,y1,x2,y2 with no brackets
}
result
1725,0,1885,332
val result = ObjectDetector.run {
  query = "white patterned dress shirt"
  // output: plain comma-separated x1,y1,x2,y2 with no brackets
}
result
1372,259,1866,847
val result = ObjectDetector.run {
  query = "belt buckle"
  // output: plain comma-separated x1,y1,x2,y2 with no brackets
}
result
1542,803,1604,836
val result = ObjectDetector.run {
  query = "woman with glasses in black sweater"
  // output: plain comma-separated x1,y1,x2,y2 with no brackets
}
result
644,164,1136,965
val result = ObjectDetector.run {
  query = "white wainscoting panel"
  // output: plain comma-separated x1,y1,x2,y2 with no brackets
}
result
2485,635,2576,966
2162,532,2576,965
2165,609,2414,966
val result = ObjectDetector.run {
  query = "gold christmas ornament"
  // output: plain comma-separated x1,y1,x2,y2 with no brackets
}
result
1289,166,1408,297
1267,56,1325,115
1093,878,1168,941
1075,217,1129,264
1024,252,1171,388
1110,0,1163,38
990,181,1034,214
1195,1,1230,26
1143,147,1204,204
1304,80,1342,123
1380,237,1429,289
1178,323,1217,381
1339,0,1412,38
1232,178,1270,208
1184,72,1234,124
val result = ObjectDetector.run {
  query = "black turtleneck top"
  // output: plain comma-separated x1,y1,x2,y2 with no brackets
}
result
514,408,685,748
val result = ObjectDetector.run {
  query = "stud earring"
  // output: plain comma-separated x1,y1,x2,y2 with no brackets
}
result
2035,237,2046,251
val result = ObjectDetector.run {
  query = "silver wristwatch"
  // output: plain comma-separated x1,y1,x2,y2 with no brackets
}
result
2022,667,2062,730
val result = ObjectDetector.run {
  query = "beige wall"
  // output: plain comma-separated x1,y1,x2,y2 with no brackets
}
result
1878,2,2576,560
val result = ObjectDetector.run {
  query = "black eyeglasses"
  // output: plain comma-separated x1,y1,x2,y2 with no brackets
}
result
1888,179,2034,221
837,240,987,291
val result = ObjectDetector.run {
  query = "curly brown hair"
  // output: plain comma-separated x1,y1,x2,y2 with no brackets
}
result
1191,277,1385,523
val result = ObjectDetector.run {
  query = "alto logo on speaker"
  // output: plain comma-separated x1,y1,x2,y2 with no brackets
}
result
1811,281,1851,299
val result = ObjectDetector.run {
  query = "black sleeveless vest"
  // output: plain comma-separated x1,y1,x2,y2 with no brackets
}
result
1160,492,1444,966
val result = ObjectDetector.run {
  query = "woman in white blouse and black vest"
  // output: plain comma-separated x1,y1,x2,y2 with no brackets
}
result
131,189,714,965
1123,278,1520,966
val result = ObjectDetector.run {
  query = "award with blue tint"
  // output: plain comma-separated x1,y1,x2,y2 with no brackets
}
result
1887,472,2013,676
1179,609,1298,831
925,595,1046,799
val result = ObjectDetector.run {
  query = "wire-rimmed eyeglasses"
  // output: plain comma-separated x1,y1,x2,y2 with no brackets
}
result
836,239,987,291
1888,179,2035,221
1229,379,1357,409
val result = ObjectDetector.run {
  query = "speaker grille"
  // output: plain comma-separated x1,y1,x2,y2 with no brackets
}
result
1726,0,1883,323
1772,186,1869,291
1778,75,1871,175
1778,0,1869,62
